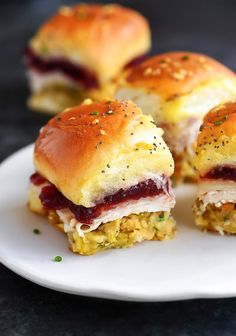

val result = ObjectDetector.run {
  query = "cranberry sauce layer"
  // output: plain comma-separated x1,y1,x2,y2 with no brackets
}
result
124,54,147,69
24,47,99,89
30,172,47,185
31,172,169,224
203,165,236,182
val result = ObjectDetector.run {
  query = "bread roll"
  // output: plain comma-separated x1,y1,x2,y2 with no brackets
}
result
115,52,236,183
193,101,236,234
28,99,176,255
24,4,151,114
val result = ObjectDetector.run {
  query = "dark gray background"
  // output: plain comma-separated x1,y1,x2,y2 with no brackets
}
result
1,1,236,335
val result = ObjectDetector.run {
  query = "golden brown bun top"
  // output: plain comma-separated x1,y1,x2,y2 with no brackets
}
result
117,51,236,99
29,4,151,84
197,101,236,146
35,4,148,41
34,99,174,206
195,101,236,175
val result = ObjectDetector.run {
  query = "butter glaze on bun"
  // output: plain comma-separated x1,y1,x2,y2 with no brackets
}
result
120,52,235,97
29,4,151,84
115,51,236,183
195,100,236,176
116,51,236,122
198,100,236,145
34,99,174,207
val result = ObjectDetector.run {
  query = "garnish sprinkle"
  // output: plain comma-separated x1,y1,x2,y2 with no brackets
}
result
181,55,189,61
53,256,62,262
33,228,41,235
214,120,223,126
90,111,99,116
158,213,165,222
77,11,86,19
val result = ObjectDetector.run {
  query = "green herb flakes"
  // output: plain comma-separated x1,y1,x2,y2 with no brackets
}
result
158,213,165,222
181,55,189,61
33,228,41,235
214,120,223,126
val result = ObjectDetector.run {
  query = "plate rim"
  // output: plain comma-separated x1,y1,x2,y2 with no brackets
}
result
1,144,236,302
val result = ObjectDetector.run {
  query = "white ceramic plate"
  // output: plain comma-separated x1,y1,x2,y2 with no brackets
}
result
1,145,236,302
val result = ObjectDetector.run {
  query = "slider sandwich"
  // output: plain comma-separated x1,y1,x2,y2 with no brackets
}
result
28,99,176,255
24,3,151,114
194,101,236,234
115,52,236,183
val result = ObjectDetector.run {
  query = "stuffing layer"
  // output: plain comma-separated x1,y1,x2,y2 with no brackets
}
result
172,147,197,185
193,200,236,235
49,210,176,255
